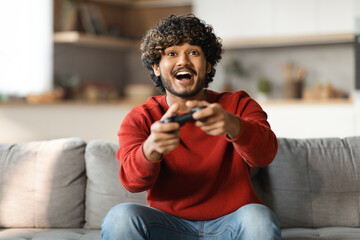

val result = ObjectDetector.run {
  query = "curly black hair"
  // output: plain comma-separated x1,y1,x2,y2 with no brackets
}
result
140,15,223,93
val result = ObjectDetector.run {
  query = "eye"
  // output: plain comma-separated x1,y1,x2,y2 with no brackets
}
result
190,50,200,55
166,51,176,56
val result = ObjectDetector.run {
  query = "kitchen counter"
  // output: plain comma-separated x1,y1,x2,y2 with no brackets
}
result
0,97,359,143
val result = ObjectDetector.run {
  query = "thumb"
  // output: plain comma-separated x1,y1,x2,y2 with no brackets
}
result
161,103,180,121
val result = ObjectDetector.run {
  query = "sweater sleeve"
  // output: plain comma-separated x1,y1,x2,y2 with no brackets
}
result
226,96,278,168
117,112,162,193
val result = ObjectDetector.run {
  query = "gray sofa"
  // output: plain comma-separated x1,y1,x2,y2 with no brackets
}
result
0,136,359,240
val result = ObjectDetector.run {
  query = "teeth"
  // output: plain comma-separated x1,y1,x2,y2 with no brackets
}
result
176,71,192,76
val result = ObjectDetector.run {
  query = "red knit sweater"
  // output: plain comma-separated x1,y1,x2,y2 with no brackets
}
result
117,90,278,220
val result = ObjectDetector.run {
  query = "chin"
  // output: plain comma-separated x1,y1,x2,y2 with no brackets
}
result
172,89,202,98
162,74,206,98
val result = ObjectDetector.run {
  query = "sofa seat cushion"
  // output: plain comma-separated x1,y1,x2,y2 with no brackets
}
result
282,227,360,240
0,228,101,240
84,140,147,229
261,137,360,228
0,138,86,228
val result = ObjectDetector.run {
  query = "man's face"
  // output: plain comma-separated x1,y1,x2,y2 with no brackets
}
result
153,43,211,98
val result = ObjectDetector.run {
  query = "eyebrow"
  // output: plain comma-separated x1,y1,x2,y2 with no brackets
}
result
166,45,202,51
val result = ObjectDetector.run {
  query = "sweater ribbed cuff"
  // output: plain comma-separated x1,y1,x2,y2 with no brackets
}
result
137,144,162,172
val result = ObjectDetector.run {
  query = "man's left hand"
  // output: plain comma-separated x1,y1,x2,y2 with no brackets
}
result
186,100,242,139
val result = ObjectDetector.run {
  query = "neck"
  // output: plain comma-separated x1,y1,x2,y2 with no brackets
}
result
166,89,207,113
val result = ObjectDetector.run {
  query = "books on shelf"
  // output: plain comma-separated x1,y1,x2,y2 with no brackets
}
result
59,0,107,35
54,31,140,49
61,1,77,31
78,2,108,35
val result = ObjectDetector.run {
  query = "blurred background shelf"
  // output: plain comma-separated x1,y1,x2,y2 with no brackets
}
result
53,31,354,50
54,31,139,49
93,0,192,8
51,0,192,104
0,96,352,106
2,0,360,143
223,33,355,49
262,97,353,105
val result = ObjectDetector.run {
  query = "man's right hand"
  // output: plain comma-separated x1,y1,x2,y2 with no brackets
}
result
142,103,181,162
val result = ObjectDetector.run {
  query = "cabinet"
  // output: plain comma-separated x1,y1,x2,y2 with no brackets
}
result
193,0,358,103
193,0,356,39
53,0,192,48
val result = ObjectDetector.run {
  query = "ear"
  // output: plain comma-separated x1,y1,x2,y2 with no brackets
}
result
152,64,160,77
206,62,212,74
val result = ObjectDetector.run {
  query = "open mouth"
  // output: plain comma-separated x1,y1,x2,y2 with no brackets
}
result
173,68,197,82
175,71,193,81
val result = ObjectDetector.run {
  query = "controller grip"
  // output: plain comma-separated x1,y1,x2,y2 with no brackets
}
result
160,114,178,124
160,106,207,126
190,106,207,122
175,113,194,126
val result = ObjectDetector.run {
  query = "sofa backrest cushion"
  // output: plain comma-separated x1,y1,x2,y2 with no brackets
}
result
0,138,86,228
84,140,147,229
261,137,360,228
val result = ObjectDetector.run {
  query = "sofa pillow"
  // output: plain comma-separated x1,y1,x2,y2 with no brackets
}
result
84,140,147,229
261,137,360,228
0,138,86,228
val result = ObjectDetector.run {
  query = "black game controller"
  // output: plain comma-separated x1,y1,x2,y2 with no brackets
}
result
161,106,207,126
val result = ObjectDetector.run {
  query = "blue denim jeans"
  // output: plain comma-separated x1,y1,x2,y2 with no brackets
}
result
101,202,282,240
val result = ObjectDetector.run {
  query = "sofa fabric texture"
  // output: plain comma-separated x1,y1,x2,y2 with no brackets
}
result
0,138,86,228
261,137,360,229
0,136,360,240
84,140,147,229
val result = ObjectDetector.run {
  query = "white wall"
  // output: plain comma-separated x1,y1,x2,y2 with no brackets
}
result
263,103,358,138
0,0,53,97
193,0,356,39
0,104,134,143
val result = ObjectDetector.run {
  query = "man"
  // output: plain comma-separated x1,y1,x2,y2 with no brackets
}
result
102,15,281,240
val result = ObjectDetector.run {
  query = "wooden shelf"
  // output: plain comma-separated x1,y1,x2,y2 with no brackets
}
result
223,33,355,49
0,97,146,107
90,0,192,8
262,98,353,105
132,0,192,8
54,31,140,49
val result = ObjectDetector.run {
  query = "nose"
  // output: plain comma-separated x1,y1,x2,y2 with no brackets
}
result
176,52,190,66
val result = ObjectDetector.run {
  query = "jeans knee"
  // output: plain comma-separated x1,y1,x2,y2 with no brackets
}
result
241,204,274,224
101,203,146,239
236,204,281,239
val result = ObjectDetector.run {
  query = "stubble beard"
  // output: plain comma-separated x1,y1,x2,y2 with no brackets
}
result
160,73,207,98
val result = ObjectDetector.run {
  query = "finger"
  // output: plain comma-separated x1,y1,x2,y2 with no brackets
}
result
161,103,180,121
203,128,225,136
192,103,220,121
154,136,180,154
199,122,226,136
156,138,180,148
186,100,209,109
152,128,181,141
152,121,180,134
158,144,179,154
199,120,225,131
195,115,222,127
